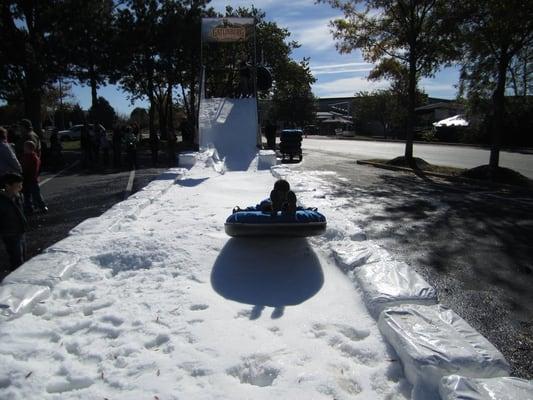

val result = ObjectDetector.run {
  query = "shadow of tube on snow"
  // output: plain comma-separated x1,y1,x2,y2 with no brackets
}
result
211,237,324,308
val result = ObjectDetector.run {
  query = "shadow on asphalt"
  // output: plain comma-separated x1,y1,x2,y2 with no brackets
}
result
331,170,533,378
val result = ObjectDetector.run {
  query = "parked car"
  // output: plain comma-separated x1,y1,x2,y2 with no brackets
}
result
59,124,105,141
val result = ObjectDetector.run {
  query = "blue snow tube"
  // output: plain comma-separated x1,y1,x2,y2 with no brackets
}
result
225,206,327,237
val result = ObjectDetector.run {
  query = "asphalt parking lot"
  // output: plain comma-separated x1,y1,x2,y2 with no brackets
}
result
298,147,533,379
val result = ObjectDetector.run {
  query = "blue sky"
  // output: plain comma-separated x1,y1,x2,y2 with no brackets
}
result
72,0,460,115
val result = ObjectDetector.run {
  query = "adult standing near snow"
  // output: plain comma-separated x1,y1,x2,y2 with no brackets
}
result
0,173,27,270
0,127,22,179
22,140,48,214
265,121,277,150
19,119,41,157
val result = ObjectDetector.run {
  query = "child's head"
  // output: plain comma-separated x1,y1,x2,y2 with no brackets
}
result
23,140,36,153
2,173,23,194
0,127,7,142
273,179,290,193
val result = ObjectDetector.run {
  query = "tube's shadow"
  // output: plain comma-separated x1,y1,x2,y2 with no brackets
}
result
211,238,324,310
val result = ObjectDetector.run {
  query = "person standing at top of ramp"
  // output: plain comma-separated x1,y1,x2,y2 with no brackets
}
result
237,60,252,98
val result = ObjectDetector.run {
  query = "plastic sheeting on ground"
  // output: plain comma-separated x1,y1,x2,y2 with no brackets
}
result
2,252,79,287
329,241,390,272
0,284,50,318
439,375,533,400
355,260,437,318
378,304,510,400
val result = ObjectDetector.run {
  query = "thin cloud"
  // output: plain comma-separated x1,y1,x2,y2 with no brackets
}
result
311,62,372,70
312,67,374,75
313,76,391,97
279,17,338,52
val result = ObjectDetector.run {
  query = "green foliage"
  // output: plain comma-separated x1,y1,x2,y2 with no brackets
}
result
55,0,116,106
318,0,458,158
0,0,69,132
89,97,116,129
130,107,149,129
270,60,317,127
457,0,533,165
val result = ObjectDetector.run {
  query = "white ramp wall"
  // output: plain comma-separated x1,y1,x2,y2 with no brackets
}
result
199,97,258,171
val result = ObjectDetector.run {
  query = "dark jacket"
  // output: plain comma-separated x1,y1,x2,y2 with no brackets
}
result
0,191,27,236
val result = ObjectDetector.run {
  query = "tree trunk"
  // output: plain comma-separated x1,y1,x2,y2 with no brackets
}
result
24,66,43,136
404,54,417,163
88,46,98,109
489,55,509,168
148,101,156,140
158,95,168,140
90,67,98,109
24,87,43,137
167,82,174,132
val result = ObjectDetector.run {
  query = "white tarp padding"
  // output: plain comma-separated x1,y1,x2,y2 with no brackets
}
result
378,304,510,400
2,252,79,287
329,241,390,272
0,284,50,318
198,97,258,171
439,375,533,400
355,260,438,318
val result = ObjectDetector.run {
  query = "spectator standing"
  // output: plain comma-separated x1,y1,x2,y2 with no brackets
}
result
150,134,159,166
167,129,177,167
93,125,102,165
265,121,277,150
22,141,47,214
100,128,110,167
80,123,91,168
49,129,64,170
124,126,138,169
0,127,22,178
0,173,27,270
112,126,123,168
19,119,41,157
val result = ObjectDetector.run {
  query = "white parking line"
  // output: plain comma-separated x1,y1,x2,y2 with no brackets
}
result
39,161,80,187
124,169,136,199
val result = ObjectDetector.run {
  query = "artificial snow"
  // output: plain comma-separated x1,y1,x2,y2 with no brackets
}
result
0,141,519,399
378,304,510,400
439,375,533,400
0,154,411,399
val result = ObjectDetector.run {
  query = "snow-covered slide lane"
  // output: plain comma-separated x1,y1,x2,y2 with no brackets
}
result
0,165,409,399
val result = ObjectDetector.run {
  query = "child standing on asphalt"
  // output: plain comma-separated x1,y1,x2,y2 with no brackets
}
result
22,140,47,214
0,173,27,270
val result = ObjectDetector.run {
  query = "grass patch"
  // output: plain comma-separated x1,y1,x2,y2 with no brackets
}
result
461,165,533,188
61,140,80,151
364,157,465,176
363,157,533,188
